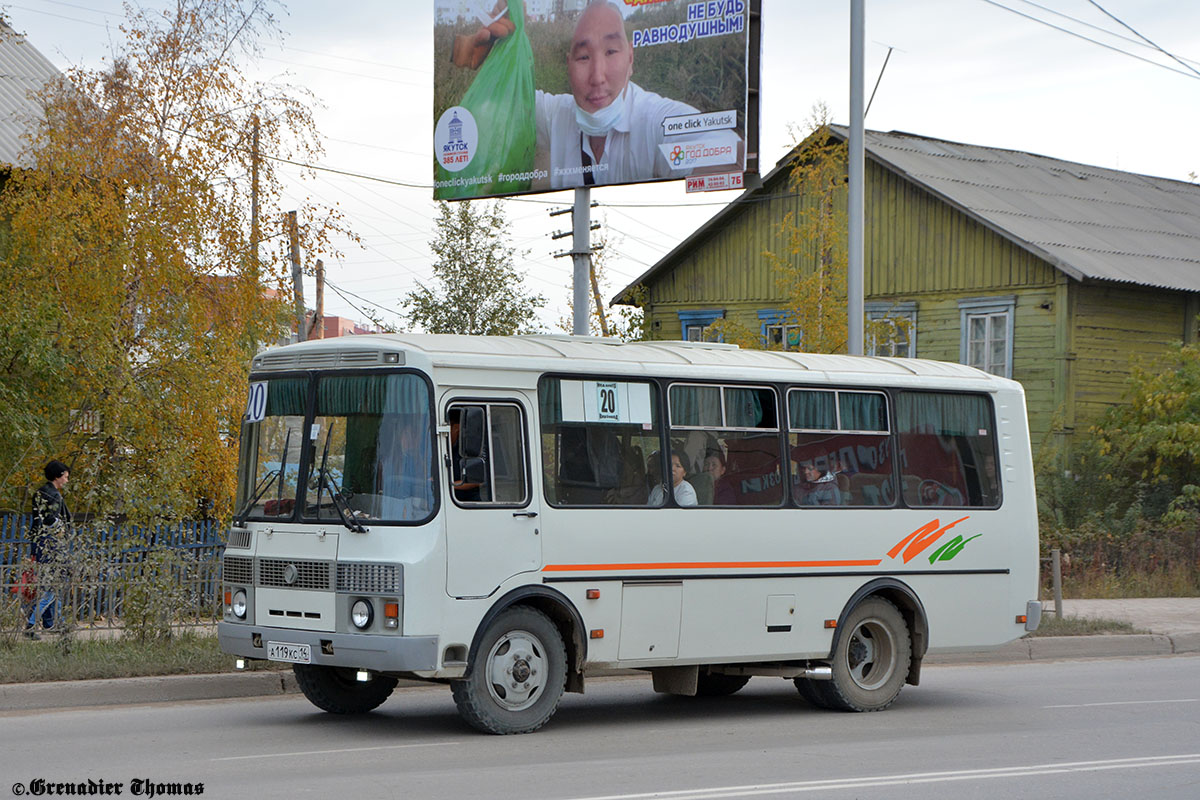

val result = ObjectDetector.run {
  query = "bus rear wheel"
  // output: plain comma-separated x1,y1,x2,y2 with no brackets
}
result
793,676,837,708
820,597,911,712
451,606,567,735
293,664,398,714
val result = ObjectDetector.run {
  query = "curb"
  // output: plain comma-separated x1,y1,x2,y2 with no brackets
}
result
0,670,298,712
2,636,1197,712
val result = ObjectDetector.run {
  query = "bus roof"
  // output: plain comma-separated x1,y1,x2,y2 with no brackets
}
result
253,334,1015,391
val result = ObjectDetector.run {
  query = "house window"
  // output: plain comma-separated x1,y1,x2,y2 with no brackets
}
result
758,310,801,351
865,302,916,358
958,296,1015,378
677,309,724,343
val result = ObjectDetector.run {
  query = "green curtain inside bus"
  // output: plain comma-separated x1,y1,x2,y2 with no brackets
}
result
789,390,836,430
669,385,722,427
725,388,771,428
317,375,429,416
265,378,307,416
840,392,888,432
896,392,991,436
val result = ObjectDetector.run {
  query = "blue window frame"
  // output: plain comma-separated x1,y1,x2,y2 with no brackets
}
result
677,309,725,342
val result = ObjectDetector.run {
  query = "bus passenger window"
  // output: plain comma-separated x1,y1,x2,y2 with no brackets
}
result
788,389,893,507
538,377,660,507
895,391,1000,507
668,384,783,507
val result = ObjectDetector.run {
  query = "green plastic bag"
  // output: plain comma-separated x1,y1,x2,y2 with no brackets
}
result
437,0,536,199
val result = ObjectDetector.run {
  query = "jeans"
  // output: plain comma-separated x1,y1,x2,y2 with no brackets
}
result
26,589,58,630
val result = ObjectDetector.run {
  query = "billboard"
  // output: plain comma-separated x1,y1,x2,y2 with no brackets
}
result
433,0,761,200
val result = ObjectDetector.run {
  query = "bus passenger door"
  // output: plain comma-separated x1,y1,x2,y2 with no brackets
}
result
444,400,542,598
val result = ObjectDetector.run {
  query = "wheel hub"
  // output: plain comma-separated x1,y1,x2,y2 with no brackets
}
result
486,630,546,711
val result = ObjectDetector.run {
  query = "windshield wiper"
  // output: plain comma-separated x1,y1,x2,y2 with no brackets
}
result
233,428,292,527
316,421,366,533
233,469,279,527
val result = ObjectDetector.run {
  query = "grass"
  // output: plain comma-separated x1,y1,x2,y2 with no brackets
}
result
1026,615,1145,637
1048,565,1200,599
0,632,287,684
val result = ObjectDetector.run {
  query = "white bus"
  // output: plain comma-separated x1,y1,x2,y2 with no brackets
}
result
219,334,1042,734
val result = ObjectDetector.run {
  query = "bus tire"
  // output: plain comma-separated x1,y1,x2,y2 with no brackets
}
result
793,677,837,708
695,672,751,697
822,596,911,712
292,664,398,714
451,606,567,735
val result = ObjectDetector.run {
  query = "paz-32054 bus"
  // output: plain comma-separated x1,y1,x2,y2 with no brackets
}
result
218,334,1041,734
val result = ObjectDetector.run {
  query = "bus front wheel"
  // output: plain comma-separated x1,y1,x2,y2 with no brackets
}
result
451,606,567,734
820,596,911,712
293,664,398,714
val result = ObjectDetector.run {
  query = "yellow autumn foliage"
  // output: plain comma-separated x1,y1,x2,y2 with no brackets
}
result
0,1,353,523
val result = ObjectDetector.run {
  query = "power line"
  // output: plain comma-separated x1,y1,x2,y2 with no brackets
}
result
977,0,1200,81
1083,0,1200,78
1013,0,1200,67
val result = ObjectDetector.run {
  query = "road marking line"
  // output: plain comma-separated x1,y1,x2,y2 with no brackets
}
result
212,741,458,761
1044,698,1199,709
560,754,1200,800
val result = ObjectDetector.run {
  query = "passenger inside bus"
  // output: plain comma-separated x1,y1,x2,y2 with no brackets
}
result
648,450,697,507
703,449,736,505
799,462,842,506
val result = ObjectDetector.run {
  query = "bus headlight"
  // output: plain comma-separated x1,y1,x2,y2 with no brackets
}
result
232,590,247,620
351,599,373,629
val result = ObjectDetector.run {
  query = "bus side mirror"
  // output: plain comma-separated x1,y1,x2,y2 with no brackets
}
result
459,406,486,458
461,457,487,486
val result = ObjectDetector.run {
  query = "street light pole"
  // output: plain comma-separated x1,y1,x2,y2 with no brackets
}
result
848,0,865,356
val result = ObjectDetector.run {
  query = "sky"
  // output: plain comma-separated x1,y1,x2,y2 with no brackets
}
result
8,0,1200,331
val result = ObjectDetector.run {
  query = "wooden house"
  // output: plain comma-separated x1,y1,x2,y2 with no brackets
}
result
613,127,1200,449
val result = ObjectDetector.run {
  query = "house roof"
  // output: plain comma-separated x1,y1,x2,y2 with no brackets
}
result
0,23,59,169
614,127,1200,302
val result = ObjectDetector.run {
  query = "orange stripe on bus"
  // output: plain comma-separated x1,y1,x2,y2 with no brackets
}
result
541,560,884,572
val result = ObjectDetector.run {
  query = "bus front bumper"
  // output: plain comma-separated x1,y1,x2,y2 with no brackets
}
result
218,622,440,673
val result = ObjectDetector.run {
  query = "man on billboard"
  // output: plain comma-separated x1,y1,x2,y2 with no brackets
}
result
434,0,750,199
534,1,740,189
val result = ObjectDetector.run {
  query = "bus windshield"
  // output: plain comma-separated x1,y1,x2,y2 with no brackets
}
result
235,373,435,524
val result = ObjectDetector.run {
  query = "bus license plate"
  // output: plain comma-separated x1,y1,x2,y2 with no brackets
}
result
267,641,311,664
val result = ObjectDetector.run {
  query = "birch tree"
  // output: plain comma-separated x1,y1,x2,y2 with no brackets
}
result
0,0,352,521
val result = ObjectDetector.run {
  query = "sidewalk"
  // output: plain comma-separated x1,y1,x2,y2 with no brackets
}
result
924,597,1200,665
2,598,1197,712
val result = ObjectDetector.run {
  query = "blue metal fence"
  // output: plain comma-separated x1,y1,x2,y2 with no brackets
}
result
2,515,225,627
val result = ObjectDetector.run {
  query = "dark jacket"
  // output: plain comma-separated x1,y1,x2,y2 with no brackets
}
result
29,482,69,563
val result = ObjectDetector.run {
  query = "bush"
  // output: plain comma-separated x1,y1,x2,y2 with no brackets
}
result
1035,340,1200,597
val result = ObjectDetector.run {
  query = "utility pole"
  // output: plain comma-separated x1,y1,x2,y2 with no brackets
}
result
309,258,325,340
250,115,260,280
551,195,601,335
589,254,611,337
287,210,305,341
847,0,865,355
571,188,591,336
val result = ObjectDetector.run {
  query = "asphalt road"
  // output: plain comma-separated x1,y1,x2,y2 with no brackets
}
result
2,656,1198,800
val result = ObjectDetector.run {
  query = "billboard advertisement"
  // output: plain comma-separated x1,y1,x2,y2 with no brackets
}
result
433,0,761,200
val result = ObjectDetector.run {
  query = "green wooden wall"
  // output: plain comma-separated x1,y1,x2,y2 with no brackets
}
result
637,156,1196,451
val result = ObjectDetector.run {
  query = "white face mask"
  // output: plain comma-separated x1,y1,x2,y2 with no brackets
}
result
575,86,628,136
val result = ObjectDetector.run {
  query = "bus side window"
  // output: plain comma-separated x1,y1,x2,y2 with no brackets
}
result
895,391,1000,508
448,403,529,506
787,389,893,508
668,383,783,508
538,377,660,507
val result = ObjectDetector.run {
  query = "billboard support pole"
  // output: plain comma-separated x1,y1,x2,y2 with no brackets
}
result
847,0,865,356
572,187,592,336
